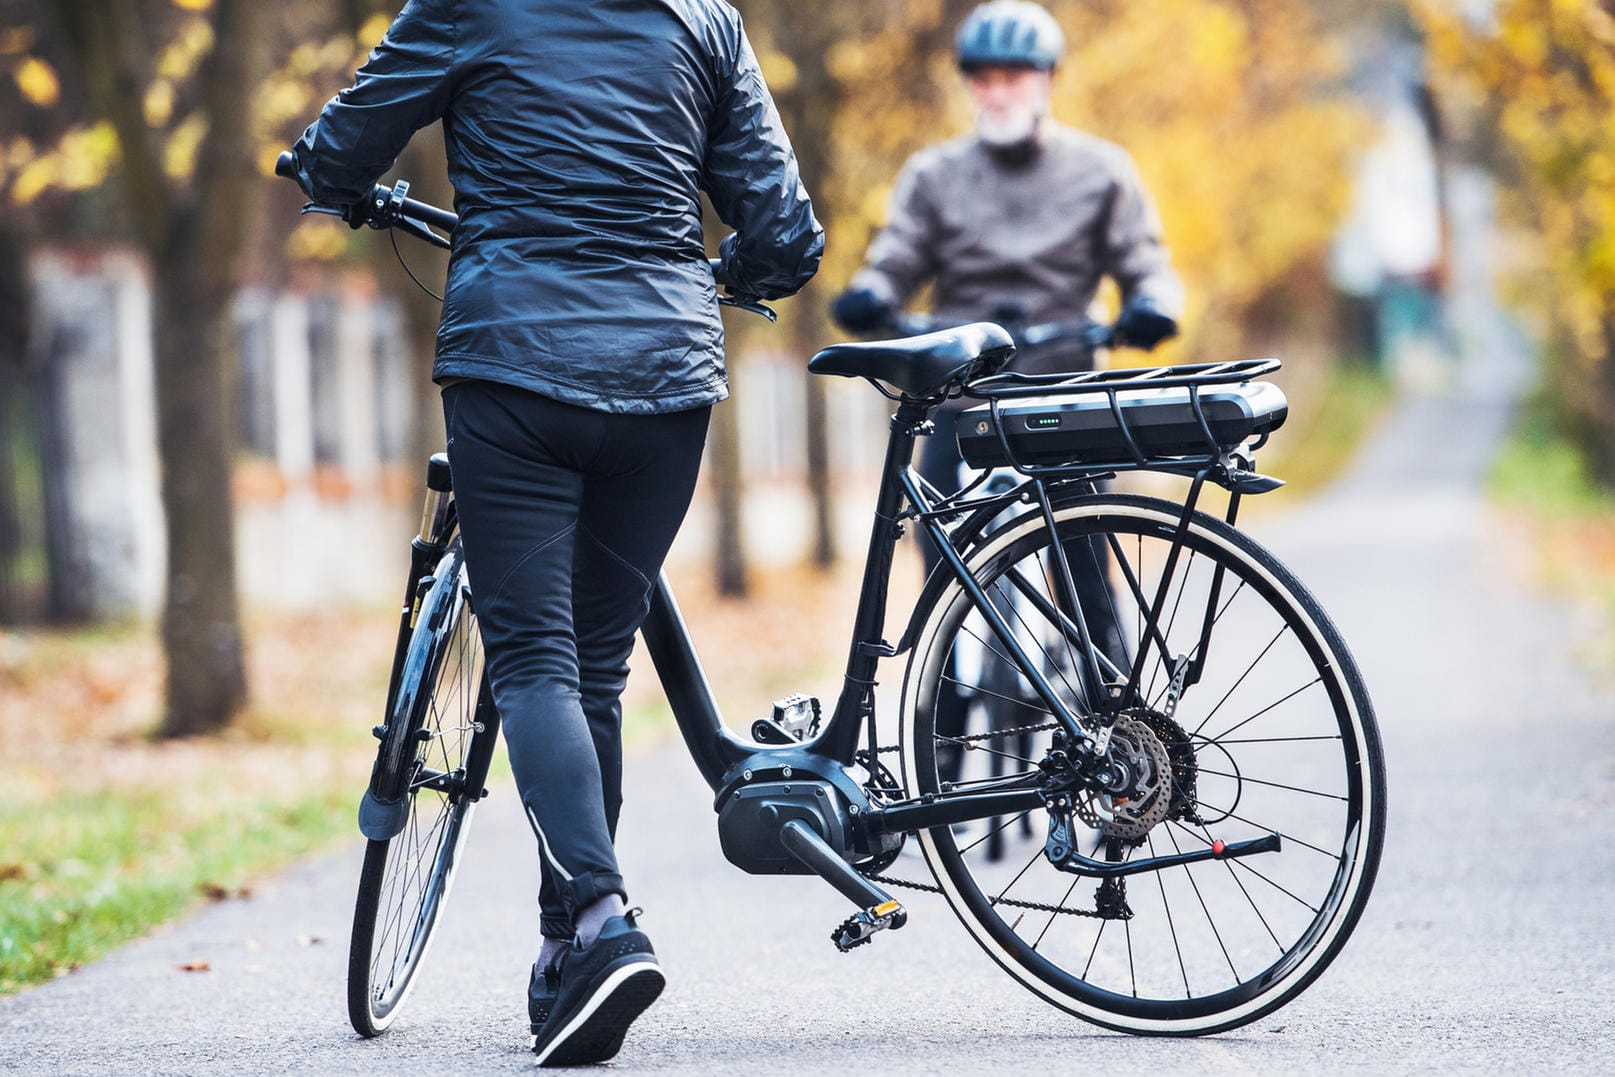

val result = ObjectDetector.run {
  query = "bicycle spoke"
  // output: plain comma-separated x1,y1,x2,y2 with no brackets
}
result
1165,825,1238,982
1148,578,1247,712
1198,734,1340,745
1190,624,1290,736
1148,832,1192,999
960,810,1034,856
1033,873,1084,950
1148,548,1199,702
940,673,1050,713
1034,546,1086,701
1170,820,1284,952
1187,804,1343,860
1196,676,1324,744
989,844,1047,906
1195,768,1347,802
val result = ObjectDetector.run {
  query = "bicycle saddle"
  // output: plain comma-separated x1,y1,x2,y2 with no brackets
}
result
808,321,1015,397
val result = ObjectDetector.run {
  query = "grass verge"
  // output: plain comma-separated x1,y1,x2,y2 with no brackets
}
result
0,611,386,995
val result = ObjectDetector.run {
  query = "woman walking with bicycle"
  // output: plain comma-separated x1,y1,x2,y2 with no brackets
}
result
286,0,821,1064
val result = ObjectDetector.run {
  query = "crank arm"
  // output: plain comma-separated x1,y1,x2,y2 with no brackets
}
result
1050,830,1282,878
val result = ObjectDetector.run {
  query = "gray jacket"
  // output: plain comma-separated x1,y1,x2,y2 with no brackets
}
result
851,123,1183,375
291,0,823,414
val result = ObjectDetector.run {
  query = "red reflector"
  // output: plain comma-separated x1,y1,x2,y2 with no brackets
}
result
1212,839,1226,856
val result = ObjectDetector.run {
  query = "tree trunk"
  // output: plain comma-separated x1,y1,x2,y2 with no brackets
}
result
711,385,748,597
770,19,840,569
51,0,271,736
153,225,248,735
0,228,33,623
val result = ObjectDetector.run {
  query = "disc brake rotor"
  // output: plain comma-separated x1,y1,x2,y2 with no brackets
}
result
1074,715,1174,841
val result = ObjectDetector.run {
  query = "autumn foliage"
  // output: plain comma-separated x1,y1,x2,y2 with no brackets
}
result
1422,1,1615,485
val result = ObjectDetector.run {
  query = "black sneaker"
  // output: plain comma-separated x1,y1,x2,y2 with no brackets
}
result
532,910,664,1067
528,960,560,1034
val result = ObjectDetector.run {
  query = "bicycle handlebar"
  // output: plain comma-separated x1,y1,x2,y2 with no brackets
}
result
276,151,458,242
889,311,1117,355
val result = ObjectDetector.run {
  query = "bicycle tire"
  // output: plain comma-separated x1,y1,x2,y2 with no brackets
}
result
900,493,1385,1035
347,537,496,1037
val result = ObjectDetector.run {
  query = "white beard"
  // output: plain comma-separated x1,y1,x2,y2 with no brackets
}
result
976,106,1041,147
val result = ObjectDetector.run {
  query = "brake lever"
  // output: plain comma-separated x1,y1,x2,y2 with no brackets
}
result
393,215,451,251
718,294,777,322
299,203,345,218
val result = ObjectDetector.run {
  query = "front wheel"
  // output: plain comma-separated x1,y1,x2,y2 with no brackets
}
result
348,538,498,1037
901,494,1385,1036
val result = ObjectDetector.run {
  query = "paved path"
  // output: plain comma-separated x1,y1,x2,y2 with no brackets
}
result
5,365,1613,1074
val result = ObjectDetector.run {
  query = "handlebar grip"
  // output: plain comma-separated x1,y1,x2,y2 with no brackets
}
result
275,150,297,180
399,196,458,233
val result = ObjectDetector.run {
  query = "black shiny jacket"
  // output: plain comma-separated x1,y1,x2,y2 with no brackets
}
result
291,0,823,413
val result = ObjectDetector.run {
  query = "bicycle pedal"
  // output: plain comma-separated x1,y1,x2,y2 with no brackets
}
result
831,899,906,953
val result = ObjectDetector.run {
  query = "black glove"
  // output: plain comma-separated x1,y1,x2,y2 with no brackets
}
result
1113,297,1178,351
830,287,895,333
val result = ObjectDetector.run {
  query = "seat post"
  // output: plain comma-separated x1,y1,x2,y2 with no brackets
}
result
817,397,934,764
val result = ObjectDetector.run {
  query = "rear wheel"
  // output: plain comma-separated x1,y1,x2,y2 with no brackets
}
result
347,538,496,1036
901,494,1385,1035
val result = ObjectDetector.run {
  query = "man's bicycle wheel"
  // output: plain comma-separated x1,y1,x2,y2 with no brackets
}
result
348,537,500,1036
901,493,1385,1036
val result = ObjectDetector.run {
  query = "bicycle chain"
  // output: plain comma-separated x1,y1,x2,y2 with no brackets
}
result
862,720,1062,759
861,871,1109,919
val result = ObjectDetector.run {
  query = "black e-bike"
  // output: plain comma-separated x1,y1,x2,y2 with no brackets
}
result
276,156,1385,1040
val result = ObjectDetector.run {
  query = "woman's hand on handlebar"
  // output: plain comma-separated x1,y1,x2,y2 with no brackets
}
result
708,257,777,322
274,150,458,244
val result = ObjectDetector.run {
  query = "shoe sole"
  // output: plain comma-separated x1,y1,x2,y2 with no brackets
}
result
533,960,664,1067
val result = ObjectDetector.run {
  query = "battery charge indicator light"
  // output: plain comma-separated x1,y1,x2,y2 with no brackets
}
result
1028,415,1062,429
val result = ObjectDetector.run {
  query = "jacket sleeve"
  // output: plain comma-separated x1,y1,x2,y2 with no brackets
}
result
1101,152,1186,319
848,155,940,307
290,0,458,207
702,26,823,299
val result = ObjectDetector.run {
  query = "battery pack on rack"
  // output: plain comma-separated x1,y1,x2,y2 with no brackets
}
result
956,381,1288,469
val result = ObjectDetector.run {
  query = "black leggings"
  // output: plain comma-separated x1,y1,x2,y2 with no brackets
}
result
443,380,710,940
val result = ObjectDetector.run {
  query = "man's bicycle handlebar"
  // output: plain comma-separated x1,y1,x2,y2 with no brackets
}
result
887,310,1118,360
274,151,776,319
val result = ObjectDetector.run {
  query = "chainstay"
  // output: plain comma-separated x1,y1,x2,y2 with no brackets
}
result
864,871,1107,918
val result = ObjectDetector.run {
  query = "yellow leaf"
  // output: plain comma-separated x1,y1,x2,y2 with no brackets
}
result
15,57,60,108
163,114,207,180
10,154,58,206
170,0,213,11
56,122,120,191
145,80,175,128
156,18,215,82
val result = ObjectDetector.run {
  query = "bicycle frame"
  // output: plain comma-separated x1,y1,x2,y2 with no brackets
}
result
636,391,1265,846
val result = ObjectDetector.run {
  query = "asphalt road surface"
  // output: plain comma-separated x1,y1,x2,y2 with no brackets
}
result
5,367,1613,1074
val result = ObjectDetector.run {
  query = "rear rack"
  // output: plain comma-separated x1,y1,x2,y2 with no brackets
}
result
965,357,1281,399
959,358,1285,478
